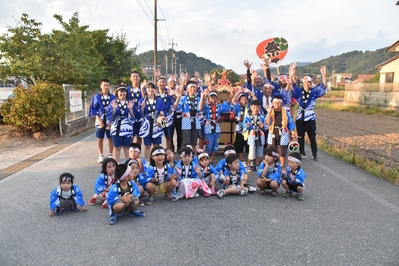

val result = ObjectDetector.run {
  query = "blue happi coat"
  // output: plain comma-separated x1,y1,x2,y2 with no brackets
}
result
49,184,85,210
89,92,116,128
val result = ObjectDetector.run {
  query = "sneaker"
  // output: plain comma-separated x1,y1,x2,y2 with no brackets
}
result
129,209,145,218
109,214,118,225
88,197,97,206
246,166,252,173
300,153,306,158
139,199,145,206
97,155,104,164
311,154,318,162
259,190,266,195
297,192,304,201
73,206,80,212
108,153,113,158
283,190,292,198
216,189,225,199
271,191,277,197
101,201,108,209
194,192,200,198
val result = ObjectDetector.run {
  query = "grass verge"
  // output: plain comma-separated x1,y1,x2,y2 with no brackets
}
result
316,102,399,117
317,135,399,186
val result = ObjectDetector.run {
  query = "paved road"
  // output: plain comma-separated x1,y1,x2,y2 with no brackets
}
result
0,130,398,266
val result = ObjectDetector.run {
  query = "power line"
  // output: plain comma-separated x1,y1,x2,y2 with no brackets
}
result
124,0,151,30
158,0,172,43
136,0,153,25
144,0,154,17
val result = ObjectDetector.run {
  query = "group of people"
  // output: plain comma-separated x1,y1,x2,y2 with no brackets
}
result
48,59,328,224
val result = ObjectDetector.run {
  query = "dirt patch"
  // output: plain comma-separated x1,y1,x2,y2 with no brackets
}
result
0,125,67,171
315,109,399,168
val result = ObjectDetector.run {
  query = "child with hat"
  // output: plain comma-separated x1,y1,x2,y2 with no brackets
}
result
106,164,144,225
281,152,307,200
257,146,282,197
49,173,87,216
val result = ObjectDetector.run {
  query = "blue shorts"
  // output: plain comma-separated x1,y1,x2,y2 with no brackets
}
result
143,136,162,146
132,122,141,137
96,127,111,139
163,125,173,138
112,136,132,147
205,133,220,154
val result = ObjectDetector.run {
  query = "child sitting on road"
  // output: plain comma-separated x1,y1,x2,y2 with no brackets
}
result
197,150,218,196
174,146,203,198
215,145,247,184
216,154,249,199
257,146,282,197
89,158,118,208
106,164,145,225
281,152,306,201
49,173,87,216
140,146,178,204
125,158,146,206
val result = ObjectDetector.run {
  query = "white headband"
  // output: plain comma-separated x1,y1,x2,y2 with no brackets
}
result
272,98,283,103
152,149,165,156
180,151,193,158
119,165,132,181
198,153,210,160
288,156,301,164
224,150,236,156
129,147,141,152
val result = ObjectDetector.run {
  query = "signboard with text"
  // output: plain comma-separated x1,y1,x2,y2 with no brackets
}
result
69,90,82,112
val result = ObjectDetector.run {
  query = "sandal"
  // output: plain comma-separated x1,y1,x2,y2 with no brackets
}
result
259,190,266,195
145,197,154,205
166,196,178,202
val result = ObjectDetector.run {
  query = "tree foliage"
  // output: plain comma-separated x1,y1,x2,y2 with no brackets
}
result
0,82,65,133
0,12,141,87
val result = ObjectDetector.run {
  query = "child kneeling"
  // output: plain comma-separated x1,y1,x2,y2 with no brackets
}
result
281,152,307,201
49,173,87,216
107,164,145,225
216,154,249,198
257,146,282,197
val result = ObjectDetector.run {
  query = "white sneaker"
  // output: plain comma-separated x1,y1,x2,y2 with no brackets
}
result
108,153,113,158
98,155,104,164
194,192,199,198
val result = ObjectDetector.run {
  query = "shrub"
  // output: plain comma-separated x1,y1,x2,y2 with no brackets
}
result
0,82,66,133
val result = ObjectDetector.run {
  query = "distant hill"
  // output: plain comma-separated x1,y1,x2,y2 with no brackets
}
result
133,49,223,76
268,48,392,78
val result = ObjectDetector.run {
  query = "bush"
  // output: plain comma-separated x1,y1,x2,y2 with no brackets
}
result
0,82,66,133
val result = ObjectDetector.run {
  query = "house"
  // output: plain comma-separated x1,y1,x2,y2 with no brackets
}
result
330,72,352,87
376,40,399,83
352,74,374,84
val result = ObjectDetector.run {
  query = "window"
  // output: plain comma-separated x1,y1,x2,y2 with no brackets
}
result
385,72,394,83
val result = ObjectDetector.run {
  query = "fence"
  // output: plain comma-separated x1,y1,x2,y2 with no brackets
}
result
61,84,117,136
344,83,399,109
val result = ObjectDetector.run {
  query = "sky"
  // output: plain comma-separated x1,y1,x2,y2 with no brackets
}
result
0,0,398,75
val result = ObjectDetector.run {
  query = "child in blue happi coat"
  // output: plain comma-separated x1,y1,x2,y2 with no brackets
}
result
197,150,218,196
107,164,145,225
49,173,87,216
89,158,117,208
216,154,248,199
281,152,307,201
257,146,282,197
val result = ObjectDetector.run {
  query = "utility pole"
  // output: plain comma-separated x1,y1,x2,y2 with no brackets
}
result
165,54,168,77
169,39,177,76
154,0,157,81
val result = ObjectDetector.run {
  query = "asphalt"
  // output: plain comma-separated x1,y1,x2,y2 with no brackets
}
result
0,130,398,266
